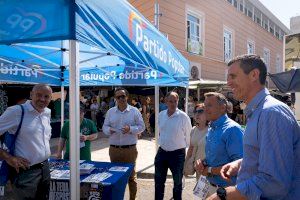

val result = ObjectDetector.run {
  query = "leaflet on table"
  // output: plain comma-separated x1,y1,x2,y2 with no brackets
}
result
51,170,70,180
49,160,85,171
109,166,129,172
82,172,113,183
80,163,95,174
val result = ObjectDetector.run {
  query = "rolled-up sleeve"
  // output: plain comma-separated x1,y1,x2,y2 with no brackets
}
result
130,109,145,135
183,115,192,147
237,110,294,199
0,106,19,135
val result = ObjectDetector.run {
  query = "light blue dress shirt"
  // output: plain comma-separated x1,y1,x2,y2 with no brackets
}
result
102,104,145,145
205,114,244,187
236,88,300,200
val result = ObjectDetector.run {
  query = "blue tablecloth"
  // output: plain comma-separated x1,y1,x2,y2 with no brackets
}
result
49,159,133,200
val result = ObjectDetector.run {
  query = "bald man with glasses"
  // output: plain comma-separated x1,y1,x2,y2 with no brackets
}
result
102,87,145,200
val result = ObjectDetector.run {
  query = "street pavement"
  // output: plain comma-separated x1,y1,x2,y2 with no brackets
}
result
49,133,198,200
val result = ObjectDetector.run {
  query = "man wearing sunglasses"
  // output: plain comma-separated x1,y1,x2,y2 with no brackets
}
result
102,87,145,200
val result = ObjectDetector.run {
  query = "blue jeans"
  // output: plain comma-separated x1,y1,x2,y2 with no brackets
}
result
154,147,185,200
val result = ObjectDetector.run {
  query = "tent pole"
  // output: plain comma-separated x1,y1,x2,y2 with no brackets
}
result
69,40,80,200
155,86,159,151
60,86,64,129
185,86,189,113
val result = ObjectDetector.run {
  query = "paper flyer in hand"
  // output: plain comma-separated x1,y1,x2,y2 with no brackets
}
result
82,172,113,183
109,166,129,172
193,175,209,199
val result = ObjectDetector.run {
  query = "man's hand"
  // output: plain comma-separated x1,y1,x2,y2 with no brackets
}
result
80,135,87,142
206,192,220,200
6,155,30,173
194,159,206,174
109,128,116,134
220,159,242,182
122,125,130,134
55,153,63,159
207,186,247,200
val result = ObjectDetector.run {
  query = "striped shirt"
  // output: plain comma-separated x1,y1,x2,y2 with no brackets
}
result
236,88,300,200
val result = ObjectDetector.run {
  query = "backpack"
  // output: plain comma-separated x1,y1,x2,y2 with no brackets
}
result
0,105,24,195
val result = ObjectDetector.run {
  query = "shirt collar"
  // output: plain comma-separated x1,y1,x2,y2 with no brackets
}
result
210,114,228,129
244,88,269,119
166,108,180,117
25,100,49,114
115,104,131,113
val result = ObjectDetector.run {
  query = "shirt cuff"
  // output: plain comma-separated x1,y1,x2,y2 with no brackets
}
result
236,180,262,200
129,125,139,135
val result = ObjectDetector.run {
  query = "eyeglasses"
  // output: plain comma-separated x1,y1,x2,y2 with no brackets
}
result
115,95,126,100
194,109,204,114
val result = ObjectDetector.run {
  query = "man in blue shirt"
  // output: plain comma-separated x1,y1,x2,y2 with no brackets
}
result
207,54,300,200
195,92,244,194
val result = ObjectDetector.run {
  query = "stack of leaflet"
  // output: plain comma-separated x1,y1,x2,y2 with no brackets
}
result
51,170,70,180
80,163,95,175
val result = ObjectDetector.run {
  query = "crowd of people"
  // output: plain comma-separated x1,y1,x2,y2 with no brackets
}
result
0,54,299,200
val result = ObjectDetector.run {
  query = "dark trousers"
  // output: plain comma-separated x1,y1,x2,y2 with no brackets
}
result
12,161,50,200
154,147,185,200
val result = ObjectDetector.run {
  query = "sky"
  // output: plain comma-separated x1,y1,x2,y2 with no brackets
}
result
259,0,300,29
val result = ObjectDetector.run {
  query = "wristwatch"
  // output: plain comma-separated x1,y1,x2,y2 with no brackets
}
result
207,167,213,177
216,187,227,200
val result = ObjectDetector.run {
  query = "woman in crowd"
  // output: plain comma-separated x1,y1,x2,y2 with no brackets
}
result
184,103,208,179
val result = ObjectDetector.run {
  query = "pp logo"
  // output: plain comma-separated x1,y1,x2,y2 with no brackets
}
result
88,191,101,200
6,8,46,35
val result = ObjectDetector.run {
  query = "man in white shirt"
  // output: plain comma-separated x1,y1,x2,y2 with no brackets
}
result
0,84,52,200
102,87,145,200
155,91,192,200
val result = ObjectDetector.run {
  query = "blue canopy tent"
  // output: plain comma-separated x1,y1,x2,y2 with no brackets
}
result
0,0,189,199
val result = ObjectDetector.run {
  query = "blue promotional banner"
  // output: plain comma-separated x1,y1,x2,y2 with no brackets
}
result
0,42,63,85
75,0,189,85
0,0,189,87
0,0,73,44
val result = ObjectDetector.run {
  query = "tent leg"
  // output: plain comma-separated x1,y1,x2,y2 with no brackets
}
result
185,86,189,113
155,86,159,151
60,86,64,129
69,40,80,200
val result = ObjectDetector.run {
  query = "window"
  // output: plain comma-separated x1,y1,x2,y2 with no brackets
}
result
233,0,238,8
187,13,203,55
239,3,244,12
263,48,270,72
255,16,261,24
276,54,282,73
247,40,255,54
247,10,253,18
224,28,233,62
270,27,274,34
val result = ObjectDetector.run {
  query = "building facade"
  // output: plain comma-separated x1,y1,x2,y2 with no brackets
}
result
129,0,290,88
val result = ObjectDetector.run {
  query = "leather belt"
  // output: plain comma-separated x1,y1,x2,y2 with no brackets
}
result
29,160,48,170
210,182,218,188
110,144,136,148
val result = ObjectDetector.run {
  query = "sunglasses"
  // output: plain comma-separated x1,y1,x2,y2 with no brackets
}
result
115,95,126,100
194,109,204,114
